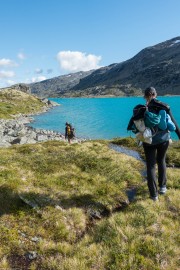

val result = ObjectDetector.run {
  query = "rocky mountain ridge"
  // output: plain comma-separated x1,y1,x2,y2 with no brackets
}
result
29,70,93,97
19,37,180,97
72,36,180,96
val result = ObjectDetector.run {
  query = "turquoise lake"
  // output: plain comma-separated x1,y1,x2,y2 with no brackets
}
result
30,97,180,140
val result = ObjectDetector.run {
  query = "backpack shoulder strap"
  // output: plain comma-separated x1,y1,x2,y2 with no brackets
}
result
148,99,170,113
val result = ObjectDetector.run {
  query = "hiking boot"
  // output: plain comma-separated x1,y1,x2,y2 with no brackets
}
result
150,196,159,201
159,186,167,194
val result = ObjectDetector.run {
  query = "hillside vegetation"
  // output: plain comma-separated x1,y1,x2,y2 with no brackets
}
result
0,88,45,119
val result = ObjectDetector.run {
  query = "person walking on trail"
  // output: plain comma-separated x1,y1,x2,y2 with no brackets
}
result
128,86,180,201
142,87,179,201
65,122,75,144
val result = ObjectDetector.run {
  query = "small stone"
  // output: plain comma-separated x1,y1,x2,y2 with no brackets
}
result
55,205,65,211
27,251,37,260
31,236,40,242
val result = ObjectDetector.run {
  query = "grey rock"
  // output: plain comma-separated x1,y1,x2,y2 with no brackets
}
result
7,129,19,137
19,137,28,144
10,137,21,144
36,134,48,141
31,236,40,243
87,209,102,219
27,130,37,139
54,136,63,141
48,100,60,106
0,141,11,147
11,137,21,144
18,127,29,136
26,138,37,144
27,251,38,260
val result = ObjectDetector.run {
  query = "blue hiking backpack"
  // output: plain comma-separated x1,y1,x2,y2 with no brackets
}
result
144,111,161,128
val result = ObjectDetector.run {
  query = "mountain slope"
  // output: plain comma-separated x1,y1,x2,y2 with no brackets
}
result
30,70,93,97
30,37,180,97
72,37,180,96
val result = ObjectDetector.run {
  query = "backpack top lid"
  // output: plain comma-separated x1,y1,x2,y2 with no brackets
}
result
132,104,146,120
144,110,161,128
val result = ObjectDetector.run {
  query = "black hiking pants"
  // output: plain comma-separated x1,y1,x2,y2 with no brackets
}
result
143,141,169,197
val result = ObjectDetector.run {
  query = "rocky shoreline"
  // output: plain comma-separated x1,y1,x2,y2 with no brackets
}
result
0,99,83,147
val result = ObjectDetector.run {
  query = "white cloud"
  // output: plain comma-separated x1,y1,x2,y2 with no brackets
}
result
0,79,16,88
17,53,26,60
0,70,15,78
6,80,16,86
35,68,43,74
0,58,18,67
31,76,47,83
57,51,102,72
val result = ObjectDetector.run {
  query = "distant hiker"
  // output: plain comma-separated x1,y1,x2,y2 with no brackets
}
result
65,122,75,144
127,87,180,201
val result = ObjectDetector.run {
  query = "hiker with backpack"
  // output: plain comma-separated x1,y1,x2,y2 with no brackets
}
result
127,87,180,201
65,122,75,144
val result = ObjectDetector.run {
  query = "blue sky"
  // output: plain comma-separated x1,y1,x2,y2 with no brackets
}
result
0,0,180,87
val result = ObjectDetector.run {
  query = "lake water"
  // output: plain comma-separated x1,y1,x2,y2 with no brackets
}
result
30,97,180,140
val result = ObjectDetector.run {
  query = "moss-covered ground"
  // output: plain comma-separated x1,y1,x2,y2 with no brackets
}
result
0,139,179,270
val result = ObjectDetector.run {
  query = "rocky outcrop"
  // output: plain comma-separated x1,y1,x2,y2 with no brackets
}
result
40,98,59,107
0,115,82,147
11,83,31,94
0,98,82,147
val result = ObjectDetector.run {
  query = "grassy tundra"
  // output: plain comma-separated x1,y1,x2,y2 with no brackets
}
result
0,89,179,270
0,88,45,119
